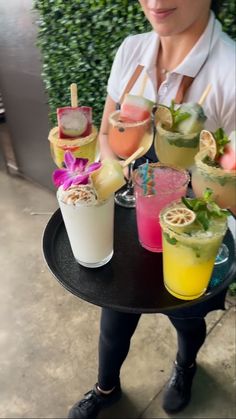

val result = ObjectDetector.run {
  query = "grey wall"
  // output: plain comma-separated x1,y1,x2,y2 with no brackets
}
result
0,0,55,189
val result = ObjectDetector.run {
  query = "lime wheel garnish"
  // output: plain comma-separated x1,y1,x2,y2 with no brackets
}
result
199,130,217,159
163,207,196,227
155,105,173,129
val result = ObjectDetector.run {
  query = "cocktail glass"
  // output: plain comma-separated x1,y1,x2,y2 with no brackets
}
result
108,111,153,208
154,122,200,169
133,163,190,252
48,126,98,168
192,150,236,264
160,200,228,300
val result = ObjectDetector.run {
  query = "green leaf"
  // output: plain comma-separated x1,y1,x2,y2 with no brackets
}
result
214,128,230,156
164,233,177,245
196,210,210,231
203,187,213,202
174,112,191,126
182,188,229,230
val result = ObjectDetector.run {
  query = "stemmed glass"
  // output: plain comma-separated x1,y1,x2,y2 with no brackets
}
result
108,110,153,208
191,150,236,264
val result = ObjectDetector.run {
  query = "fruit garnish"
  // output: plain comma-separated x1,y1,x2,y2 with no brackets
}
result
120,95,154,122
175,103,206,135
170,100,191,131
155,105,173,129
202,155,221,168
53,151,101,190
182,188,229,231
163,207,196,227
199,130,217,159
214,128,230,156
219,145,236,170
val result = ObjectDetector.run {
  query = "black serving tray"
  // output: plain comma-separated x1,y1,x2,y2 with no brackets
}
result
42,206,236,314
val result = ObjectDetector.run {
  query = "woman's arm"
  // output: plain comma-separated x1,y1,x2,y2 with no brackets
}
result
98,95,117,160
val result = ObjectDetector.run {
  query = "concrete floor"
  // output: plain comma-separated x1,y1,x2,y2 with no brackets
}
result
0,171,235,419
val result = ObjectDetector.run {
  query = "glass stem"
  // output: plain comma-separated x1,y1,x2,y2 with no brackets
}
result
127,161,135,195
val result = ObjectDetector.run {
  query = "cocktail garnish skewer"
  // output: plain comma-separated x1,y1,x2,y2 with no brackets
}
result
198,84,211,106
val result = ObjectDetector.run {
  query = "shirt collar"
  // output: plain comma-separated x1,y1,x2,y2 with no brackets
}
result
173,12,221,77
138,11,222,78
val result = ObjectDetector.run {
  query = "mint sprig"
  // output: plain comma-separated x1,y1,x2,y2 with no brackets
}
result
170,100,191,130
214,128,230,156
182,188,230,231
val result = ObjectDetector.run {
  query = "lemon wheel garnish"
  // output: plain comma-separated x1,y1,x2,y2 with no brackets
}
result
199,130,217,159
155,105,173,129
163,207,196,227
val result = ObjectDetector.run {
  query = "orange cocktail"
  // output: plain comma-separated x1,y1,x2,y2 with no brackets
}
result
108,111,152,159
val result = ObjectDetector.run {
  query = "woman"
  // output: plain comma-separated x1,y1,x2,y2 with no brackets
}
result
68,1,235,418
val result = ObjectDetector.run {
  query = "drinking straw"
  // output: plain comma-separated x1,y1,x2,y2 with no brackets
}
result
122,146,145,168
138,161,155,195
198,84,211,106
70,83,78,107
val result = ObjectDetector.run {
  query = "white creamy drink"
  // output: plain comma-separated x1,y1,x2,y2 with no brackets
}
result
57,184,114,267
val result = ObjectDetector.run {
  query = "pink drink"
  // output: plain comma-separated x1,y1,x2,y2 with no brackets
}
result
134,164,189,252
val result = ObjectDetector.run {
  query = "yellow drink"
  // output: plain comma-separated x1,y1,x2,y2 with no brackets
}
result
160,202,227,300
155,122,200,169
48,126,98,168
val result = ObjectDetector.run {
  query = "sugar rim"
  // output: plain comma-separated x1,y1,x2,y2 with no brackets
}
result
109,110,150,128
194,150,236,178
133,162,190,193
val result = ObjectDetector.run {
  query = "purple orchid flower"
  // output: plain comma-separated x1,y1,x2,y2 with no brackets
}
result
53,151,101,190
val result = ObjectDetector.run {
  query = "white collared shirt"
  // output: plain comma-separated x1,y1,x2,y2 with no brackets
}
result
107,12,236,134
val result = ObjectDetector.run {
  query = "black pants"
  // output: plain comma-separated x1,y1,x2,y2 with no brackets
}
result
98,308,206,390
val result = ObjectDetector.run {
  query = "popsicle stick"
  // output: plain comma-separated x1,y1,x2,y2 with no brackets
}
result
138,72,148,97
198,84,211,106
70,83,78,107
122,146,145,167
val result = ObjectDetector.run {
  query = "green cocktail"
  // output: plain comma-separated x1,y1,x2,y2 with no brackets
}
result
192,150,236,214
154,102,206,169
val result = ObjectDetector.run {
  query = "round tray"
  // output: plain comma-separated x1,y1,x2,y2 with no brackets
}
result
42,206,236,314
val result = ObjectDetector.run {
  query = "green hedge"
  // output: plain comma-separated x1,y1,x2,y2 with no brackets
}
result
34,0,150,126
34,0,235,127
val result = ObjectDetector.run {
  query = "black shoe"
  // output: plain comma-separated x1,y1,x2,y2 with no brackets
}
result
162,361,197,414
68,383,122,419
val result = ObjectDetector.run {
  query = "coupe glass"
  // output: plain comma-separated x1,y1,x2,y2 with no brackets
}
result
191,150,236,264
108,111,153,208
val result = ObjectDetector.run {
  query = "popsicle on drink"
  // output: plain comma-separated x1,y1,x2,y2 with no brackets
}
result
48,83,97,167
175,84,211,134
91,146,145,201
154,91,208,168
120,94,155,122
175,102,206,135
57,84,92,138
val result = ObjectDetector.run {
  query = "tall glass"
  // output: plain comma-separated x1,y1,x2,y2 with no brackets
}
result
192,150,236,264
133,164,190,252
160,201,228,300
155,122,200,169
49,126,98,168
108,111,153,208
57,190,114,268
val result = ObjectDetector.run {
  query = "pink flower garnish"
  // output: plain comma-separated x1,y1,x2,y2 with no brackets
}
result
53,151,101,190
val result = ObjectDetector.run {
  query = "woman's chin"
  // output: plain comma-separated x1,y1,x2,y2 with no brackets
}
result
151,24,178,37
